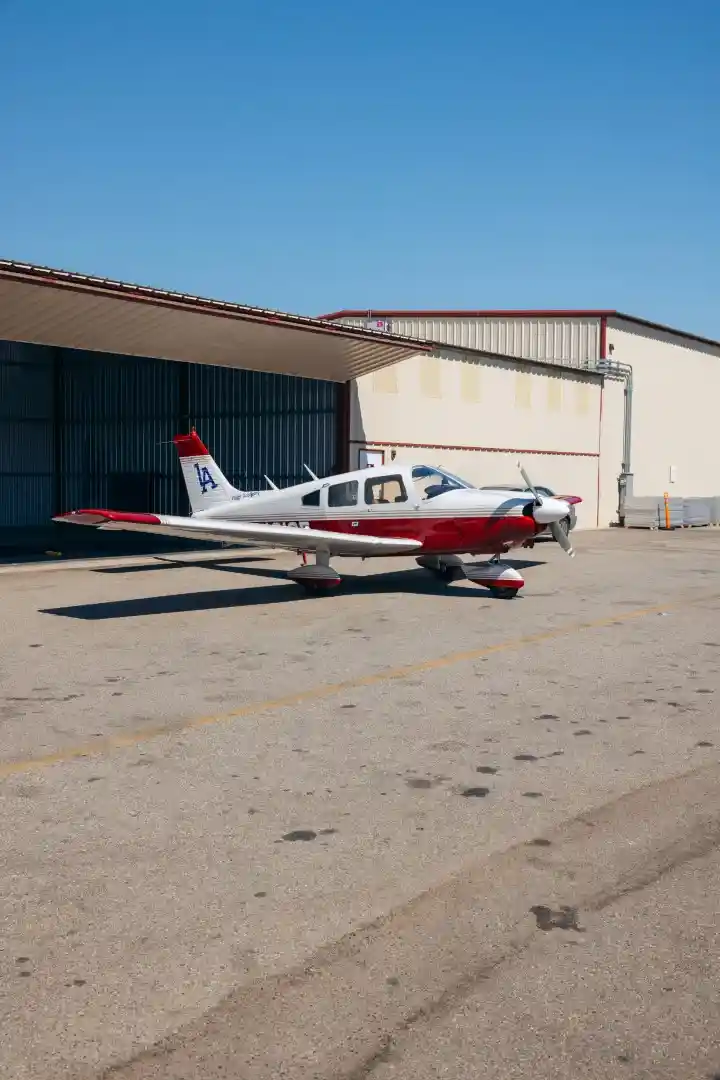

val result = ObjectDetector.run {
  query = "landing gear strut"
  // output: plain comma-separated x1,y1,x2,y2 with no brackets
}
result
416,554,463,583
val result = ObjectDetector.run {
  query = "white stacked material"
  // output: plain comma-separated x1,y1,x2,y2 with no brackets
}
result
625,501,662,528
683,499,712,527
624,496,684,529
624,497,659,529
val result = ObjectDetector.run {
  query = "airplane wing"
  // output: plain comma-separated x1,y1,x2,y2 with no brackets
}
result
53,510,423,557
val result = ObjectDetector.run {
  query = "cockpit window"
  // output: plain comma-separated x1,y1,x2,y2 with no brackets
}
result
411,465,473,500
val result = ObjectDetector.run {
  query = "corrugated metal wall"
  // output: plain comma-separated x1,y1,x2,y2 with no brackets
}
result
0,342,339,532
59,349,184,517
333,315,602,368
187,365,338,494
0,341,54,527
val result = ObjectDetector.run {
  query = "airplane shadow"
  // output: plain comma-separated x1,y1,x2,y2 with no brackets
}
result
41,561,547,621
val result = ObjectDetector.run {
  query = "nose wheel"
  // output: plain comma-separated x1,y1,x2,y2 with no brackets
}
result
487,585,521,599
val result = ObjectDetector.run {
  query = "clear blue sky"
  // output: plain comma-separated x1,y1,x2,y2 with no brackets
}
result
3,0,719,335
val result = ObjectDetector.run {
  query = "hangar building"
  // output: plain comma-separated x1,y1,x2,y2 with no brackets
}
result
320,309,720,531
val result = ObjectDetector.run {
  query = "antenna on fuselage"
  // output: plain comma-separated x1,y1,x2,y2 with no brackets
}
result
264,475,279,490
303,464,319,481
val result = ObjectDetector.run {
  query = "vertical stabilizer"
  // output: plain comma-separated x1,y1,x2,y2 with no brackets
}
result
172,430,240,513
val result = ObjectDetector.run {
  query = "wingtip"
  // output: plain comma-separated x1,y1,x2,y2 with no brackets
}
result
53,509,163,526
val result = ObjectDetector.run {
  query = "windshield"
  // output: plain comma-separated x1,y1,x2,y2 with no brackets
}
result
411,465,474,500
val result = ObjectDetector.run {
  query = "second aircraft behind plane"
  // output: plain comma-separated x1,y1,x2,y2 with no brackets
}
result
54,431,580,598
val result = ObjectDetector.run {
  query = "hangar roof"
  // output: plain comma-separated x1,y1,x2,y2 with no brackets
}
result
0,260,429,382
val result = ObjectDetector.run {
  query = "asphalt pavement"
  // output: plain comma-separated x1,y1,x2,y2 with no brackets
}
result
1,527,719,1079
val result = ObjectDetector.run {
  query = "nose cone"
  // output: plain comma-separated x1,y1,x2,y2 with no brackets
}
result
533,497,571,525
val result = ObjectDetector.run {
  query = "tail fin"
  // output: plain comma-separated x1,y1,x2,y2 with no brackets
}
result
173,430,241,513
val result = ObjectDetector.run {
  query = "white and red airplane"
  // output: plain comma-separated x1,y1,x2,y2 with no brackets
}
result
53,431,580,598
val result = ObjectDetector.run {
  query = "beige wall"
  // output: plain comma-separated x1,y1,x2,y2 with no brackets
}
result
351,349,605,530
348,316,720,527
607,320,720,498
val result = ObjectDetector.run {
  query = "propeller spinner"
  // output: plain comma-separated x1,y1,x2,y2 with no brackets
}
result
517,462,575,557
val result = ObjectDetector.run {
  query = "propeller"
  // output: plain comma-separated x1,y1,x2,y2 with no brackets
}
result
518,463,541,504
549,518,575,557
517,462,575,557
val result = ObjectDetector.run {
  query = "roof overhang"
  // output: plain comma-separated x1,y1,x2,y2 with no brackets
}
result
0,261,429,382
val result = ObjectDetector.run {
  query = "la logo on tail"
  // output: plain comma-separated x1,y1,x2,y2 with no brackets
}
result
194,463,219,494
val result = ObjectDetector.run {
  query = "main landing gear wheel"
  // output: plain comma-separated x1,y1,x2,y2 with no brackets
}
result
287,552,341,592
487,586,520,599
296,577,342,593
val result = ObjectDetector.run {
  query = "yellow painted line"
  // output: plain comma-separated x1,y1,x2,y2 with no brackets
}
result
0,593,715,780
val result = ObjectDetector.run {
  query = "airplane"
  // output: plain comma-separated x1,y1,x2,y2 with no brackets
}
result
53,430,580,598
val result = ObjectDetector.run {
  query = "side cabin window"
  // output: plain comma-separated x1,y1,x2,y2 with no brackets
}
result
364,474,408,505
301,488,320,507
328,480,359,507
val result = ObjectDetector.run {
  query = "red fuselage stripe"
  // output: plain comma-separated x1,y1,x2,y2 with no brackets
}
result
308,514,537,554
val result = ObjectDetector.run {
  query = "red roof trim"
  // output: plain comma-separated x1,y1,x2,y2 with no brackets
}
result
0,260,432,352
317,308,617,320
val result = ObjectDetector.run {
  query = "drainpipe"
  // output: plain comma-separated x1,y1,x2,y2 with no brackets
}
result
594,358,634,525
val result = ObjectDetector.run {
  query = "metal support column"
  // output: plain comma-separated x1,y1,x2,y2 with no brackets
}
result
51,347,64,516
594,358,634,525
334,381,351,474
